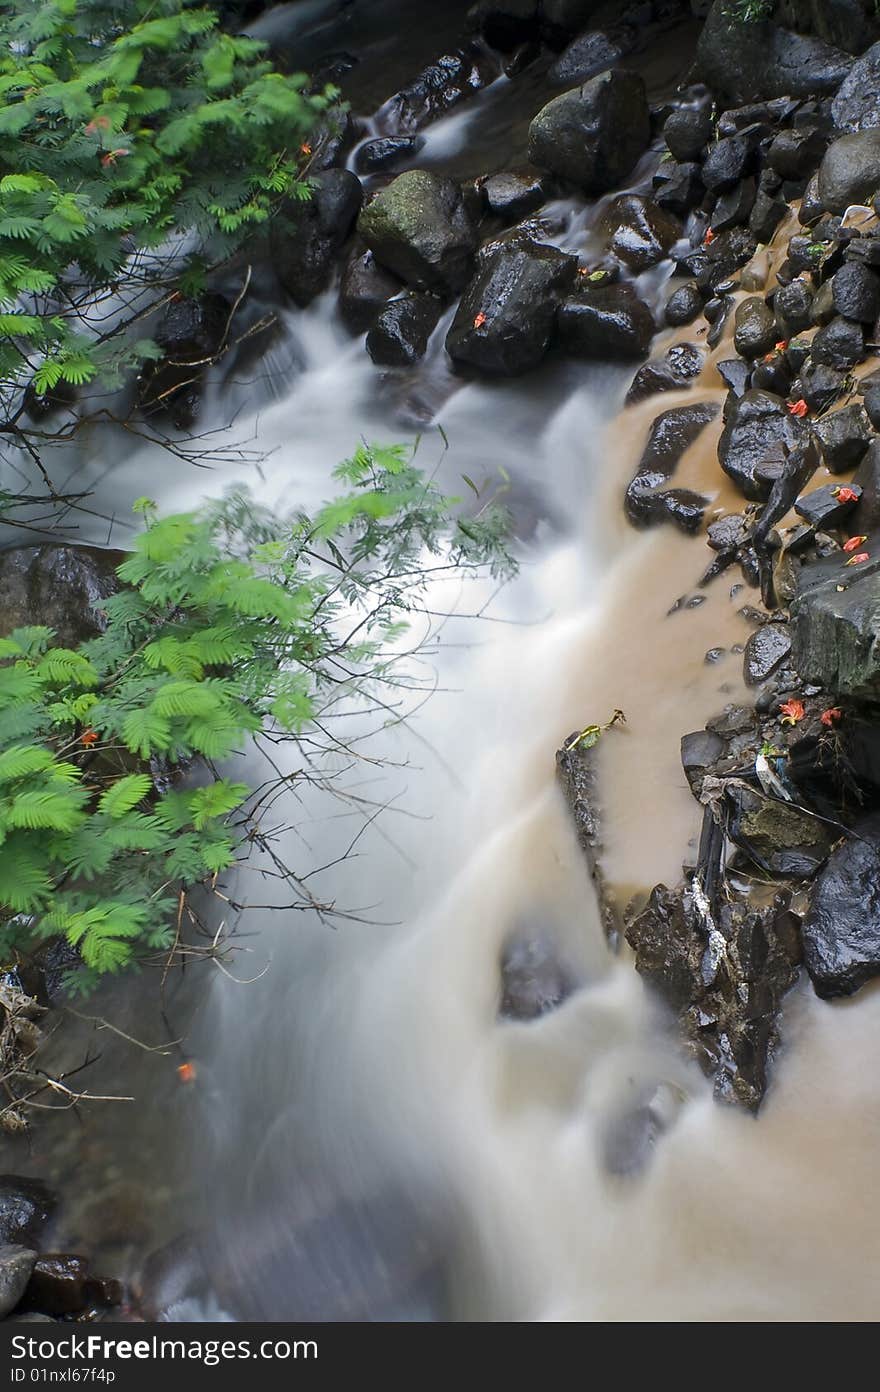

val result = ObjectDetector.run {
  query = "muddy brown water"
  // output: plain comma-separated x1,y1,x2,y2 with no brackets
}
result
4,1,880,1323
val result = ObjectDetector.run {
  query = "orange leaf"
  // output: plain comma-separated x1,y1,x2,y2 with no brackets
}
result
704,228,715,246
177,1062,197,1084
787,398,809,418
833,486,859,504
845,551,869,566
820,707,842,727
779,699,805,726
79,729,98,747
473,311,487,329
844,534,868,552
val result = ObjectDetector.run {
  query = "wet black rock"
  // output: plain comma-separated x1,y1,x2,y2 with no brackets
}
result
795,361,846,412
791,545,880,693
625,401,718,532
557,282,654,360
0,545,121,649
625,341,704,404
811,314,865,369
499,936,576,1020
665,281,702,326
599,1084,677,1179
851,439,880,531
380,47,496,133
818,130,880,213
831,41,880,133
367,293,442,367
549,27,635,84
812,402,873,472
832,260,880,322
0,1246,37,1319
23,1255,89,1316
625,881,802,1111
556,729,619,942
864,385,880,429
767,126,828,180
0,1178,55,1248
664,105,713,163
652,160,704,216
354,136,422,174
802,817,880,998
527,69,650,193
717,358,752,405
774,278,814,337
481,167,548,221
468,0,539,50
733,296,777,360
338,247,403,333
138,290,233,425
702,132,758,193
712,177,757,234
358,170,478,294
742,622,792,687
707,511,748,552
704,225,759,288
726,783,833,878
695,1,853,106
719,389,805,501
271,169,362,307
447,240,576,375
750,351,792,397
599,194,681,272
795,481,860,528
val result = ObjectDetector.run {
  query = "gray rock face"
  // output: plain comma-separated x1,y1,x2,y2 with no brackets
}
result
366,293,442,367
742,622,792,686
358,171,477,294
557,282,654,359
0,1245,36,1319
726,783,833,879
549,25,635,85
802,817,880,998
767,125,828,179
0,545,122,648
271,169,363,307
702,132,758,192
818,130,880,213
811,314,865,369
625,401,719,532
774,278,814,337
791,548,880,694
527,69,650,193
718,389,805,502
831,41,880,132
696,1,853,105
832,261,880,322
599,194,681,271
446,240,576,375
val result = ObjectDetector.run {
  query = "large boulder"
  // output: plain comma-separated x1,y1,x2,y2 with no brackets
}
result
445,239,577,375
0,545,122,648
270,169,363,307
695,1,853,104
527,70,650,193
776,0,880,56
801,816,880,999
625,401,718,532
718,389,805,501
557,281,654,359
598,194,681,271
357,170,478,294
791,547,880,695
831,41,880,132
818,131,880,212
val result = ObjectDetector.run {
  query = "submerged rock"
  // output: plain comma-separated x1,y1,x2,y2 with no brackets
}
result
499,935,576,1020
358,170,478,294
446,239,576,375
527,69,650,193
802,817,880,998
557,282,654,360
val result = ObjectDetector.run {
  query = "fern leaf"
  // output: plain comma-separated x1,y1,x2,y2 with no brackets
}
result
98,773,152,818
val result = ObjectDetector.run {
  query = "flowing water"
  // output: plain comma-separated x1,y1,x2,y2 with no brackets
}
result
8,1,880,1324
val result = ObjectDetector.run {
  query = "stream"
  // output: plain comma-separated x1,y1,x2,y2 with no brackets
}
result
7,0,880,1324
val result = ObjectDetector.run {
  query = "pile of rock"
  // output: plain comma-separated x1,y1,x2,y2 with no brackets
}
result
0,1177,122,1322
